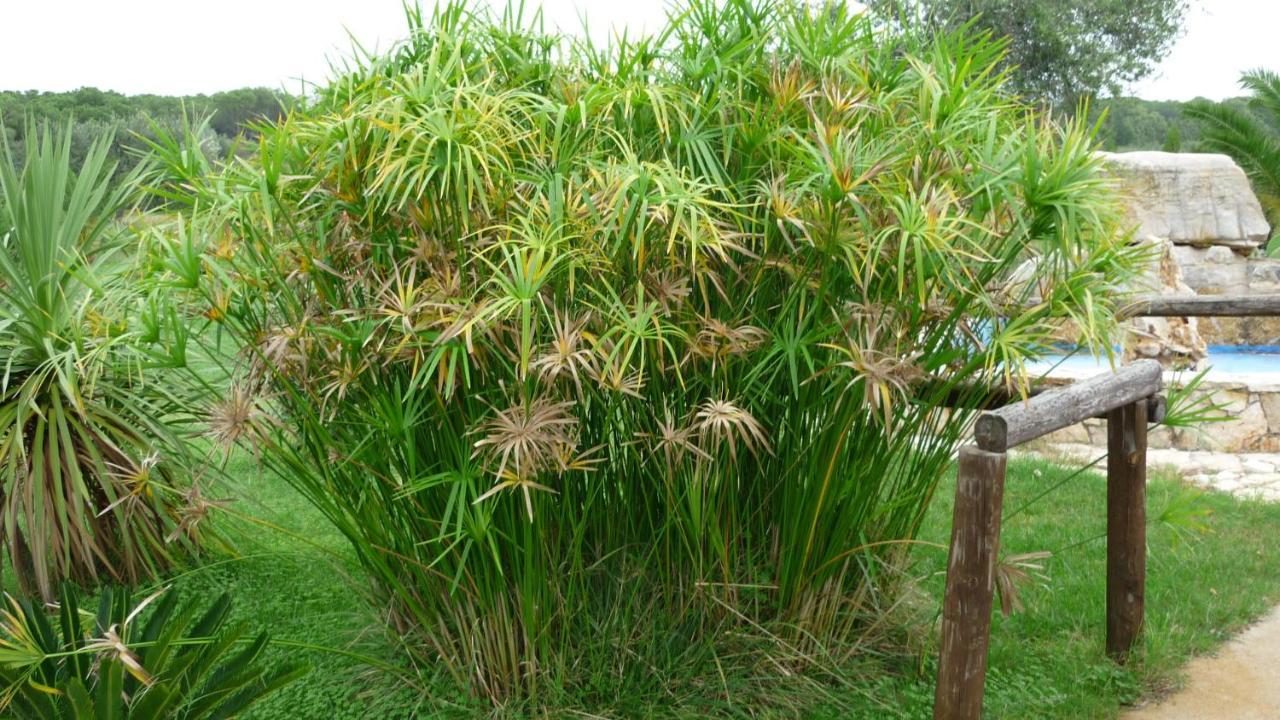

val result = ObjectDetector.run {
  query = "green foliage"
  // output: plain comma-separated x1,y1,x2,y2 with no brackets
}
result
1161,124,1182,153
133,113,225,209
0,87,289,138
1087,97,1195,151
152,0,1140,709
1161,367,1233,430
0,585,307,718
176,453,1280,718
1078,95,1280,153
0,87,290,183
0,121,214,601
167,454,431,720
870,0,1193,107
1187,69,1280,255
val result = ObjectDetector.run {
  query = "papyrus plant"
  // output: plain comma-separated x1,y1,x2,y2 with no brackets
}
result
155,0,1142,706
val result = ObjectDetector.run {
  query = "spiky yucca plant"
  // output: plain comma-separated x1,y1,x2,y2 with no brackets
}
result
152,1,1142,709
1187,69,1280,254
0,121,211,601
0,586,306,718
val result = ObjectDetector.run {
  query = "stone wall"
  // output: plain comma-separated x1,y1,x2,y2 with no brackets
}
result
1175,245,1280,345
1045,377,1280,453
1123,236,1207,367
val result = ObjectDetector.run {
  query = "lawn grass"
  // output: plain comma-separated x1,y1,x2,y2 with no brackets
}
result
875,451,1280,719
154,451,1280,718
149,454,432,720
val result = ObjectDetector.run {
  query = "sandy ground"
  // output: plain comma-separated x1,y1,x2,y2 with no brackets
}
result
1126,605,1280,719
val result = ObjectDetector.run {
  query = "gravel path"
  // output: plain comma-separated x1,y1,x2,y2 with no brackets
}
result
1045,443,1280,501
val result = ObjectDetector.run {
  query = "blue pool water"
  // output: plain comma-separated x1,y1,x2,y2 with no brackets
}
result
1032,346,1280,376
1202,346,1280,374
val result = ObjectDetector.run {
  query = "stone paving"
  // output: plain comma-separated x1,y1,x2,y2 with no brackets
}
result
1042,442,1280,502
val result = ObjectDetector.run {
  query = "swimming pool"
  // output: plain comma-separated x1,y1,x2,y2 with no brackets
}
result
1202,346,1280,374
1029,346,1280,379
1026,345,1280,453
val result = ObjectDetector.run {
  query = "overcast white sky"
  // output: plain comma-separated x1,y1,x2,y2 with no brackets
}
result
0,0,1275,101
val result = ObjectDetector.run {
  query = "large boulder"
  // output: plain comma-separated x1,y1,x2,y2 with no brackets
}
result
1101,151,1276,347
1100,151,1270,250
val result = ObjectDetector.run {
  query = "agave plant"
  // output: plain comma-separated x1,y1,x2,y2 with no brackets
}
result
0,586,306,718
151,0,1142,708
1186,69,1280,255
0,120,211,600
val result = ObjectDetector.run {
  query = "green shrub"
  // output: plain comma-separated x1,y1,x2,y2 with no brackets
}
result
0,586,307,718
154,0,1141,708
0,121,217,601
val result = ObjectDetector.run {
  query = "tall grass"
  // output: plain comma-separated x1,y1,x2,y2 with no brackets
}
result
150,0,1142,708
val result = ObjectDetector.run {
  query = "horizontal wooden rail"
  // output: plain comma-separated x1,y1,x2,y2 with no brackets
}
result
924,381,1166,423
973,360,1163,452
1120,294,1280,318
938,292,1280,718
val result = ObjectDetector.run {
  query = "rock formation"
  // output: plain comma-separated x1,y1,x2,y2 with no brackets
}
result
1099,151,1270,249
1100,151,1277,353
1123,235,1207,368
1039,152,1280,453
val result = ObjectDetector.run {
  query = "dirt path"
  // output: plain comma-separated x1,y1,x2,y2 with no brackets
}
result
1127,605,1280,719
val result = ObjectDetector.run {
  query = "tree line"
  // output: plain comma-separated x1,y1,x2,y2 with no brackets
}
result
0,86,291,179
1089,96,1280,152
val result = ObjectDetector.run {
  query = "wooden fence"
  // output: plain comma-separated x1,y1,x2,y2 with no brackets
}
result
933,294,1280,720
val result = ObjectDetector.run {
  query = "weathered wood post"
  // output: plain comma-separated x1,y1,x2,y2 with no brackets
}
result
935,361,1163,719
927,298,1280,714
1106,397,1148,661
934,446,1008,720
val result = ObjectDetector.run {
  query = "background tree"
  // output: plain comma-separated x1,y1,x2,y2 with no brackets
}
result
869,0,1193,108
0,87,291,181
1187,69,1280,254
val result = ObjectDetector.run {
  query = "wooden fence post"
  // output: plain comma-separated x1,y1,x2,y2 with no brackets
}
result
1106,398,1148,662
934,446,1008,720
